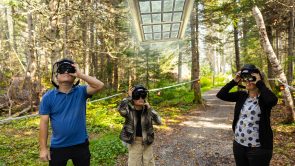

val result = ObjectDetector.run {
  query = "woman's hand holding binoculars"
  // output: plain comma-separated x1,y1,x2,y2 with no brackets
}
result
234,71,261,84
234,71,242,83
251,73,261,84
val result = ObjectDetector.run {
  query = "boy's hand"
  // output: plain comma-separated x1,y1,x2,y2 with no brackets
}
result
128,87,134,97
144,102,151,109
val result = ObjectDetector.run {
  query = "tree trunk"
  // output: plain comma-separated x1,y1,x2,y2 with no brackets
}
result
99,33,105,83
81,22,89,75
4,7,12,70
63,0,69,57
11,6,17,53
242,18,248,58
89,21,94,76
275,29,280,61
287,1,294,86
190,3,202,104
106,55,113,88
178,43,182,83
266,25,276,90
113,11,119,91
252,6,295,122
146,48,149,88
4,7,13,50
26,12,36,113
26,12,36,78
113,58,119,91
81,0,89,75
48,0,61,64
92,31,99,78
234,25,241,70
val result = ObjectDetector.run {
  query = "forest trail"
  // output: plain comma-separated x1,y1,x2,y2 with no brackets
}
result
153,88,235,166
116,88,236,166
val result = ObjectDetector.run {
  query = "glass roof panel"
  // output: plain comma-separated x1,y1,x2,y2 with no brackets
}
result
130,0,193,42
163,13,172,22
139,1,151,13
152,14,161,23
154,33,161,40
171,31,178,38
151,1,162,12
141,14,152,24
173,12,182,21
174,0,185,11
153,24,161,32
143,25,152,33
172,23,180,31
144,33,153,40
163,24,171,31
163,0,174,12
163,32,171,39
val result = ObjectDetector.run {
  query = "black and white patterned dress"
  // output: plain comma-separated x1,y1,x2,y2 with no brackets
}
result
234,97,261,147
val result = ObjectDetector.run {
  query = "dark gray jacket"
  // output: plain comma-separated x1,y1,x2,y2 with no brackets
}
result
118,97,162,145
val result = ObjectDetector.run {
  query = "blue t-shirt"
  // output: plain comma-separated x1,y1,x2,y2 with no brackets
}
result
39,85,89,148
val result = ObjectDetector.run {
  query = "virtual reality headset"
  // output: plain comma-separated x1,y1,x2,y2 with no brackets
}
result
51,58,79,88
132,85,148,100
56,60,76,74
240,64,260,82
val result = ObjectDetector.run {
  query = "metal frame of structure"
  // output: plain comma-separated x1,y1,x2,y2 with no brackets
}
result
127,0,194,42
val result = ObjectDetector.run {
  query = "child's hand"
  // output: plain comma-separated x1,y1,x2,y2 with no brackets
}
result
128,87,134,97
144,102,151,109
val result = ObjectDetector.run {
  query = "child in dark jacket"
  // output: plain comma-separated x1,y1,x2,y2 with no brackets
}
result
118,85,161,166
216,64,278,166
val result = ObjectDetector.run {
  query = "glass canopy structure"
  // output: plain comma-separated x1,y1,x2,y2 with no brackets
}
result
127,0,194,42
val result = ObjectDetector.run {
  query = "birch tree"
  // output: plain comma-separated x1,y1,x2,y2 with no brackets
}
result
252,5,295,122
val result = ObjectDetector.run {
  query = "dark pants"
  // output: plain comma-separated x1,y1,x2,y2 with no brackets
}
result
233,141,272,166
49,139,91,166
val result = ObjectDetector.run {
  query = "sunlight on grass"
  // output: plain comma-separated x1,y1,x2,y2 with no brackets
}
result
90,133,127,165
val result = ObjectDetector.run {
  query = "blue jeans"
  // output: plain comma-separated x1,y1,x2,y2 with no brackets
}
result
233,141,272,166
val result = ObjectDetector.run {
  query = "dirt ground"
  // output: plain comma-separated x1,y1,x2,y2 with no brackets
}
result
116,89,295,166
152,89,235,166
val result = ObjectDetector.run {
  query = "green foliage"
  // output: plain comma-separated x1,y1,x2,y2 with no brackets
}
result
149,85,194,107
0,118,47,166
90,133,127,165
199,74,227,89
200,64,213,76
0,77,218,165
86,103,124,134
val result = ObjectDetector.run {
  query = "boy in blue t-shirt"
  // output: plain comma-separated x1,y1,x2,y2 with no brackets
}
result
39,58,104,166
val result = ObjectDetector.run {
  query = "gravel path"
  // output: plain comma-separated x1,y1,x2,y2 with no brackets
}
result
116,89,236,166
